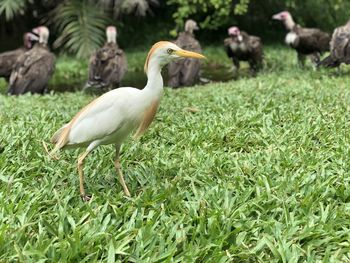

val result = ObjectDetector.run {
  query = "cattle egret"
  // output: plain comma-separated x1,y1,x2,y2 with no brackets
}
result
49,41,205,201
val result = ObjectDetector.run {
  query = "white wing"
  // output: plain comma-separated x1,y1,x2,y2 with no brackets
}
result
66,87,142,146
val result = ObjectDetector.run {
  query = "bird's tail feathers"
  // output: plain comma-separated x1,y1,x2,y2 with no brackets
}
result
42,141,60,160
44,124,70,160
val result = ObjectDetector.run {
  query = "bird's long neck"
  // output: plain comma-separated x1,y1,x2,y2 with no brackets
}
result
346,20,350,28
39,33,48,46
107,31,117,44
24,37,32,49
143,60,164,99
185,28,194,35
284,16,296,31
34,43,46,49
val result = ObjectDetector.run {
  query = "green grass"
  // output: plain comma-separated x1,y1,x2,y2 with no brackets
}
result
1,46,350,262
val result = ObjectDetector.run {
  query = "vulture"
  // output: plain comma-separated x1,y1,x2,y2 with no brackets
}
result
224,26,263,73
318,20,350,68
7,26,55,95
272,11,331,66
0,32,38,81
87,26,127,90
168,19,202,88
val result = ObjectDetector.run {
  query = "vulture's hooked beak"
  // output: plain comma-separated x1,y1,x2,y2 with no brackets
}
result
28,32,39,42
175,49,206,59
272,13,283,20
32,27,40,37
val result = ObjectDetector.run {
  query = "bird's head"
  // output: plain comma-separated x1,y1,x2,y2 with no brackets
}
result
228,26,243,41
32,26,50,44
228,26,241,37
272,11,291,21
23,32,39,49
144,41,205,73
185,19,199,33
106,26,117,43
272,11,295,30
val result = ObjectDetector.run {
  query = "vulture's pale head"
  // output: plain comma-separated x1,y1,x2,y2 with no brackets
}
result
228,26,241,37
32,26,50,45
272,11,295,30
185,20,199,33
144,41,205,73
228,26,243,41
106,26,117,43
272,11,292,21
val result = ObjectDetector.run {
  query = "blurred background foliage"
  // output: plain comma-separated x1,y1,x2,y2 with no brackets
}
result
0,0,349,58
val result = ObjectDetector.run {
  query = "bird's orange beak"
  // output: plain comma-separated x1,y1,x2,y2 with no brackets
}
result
175,49,206,59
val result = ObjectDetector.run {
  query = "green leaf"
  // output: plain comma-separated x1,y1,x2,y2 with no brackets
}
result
0,0,27,20
107,239,115,263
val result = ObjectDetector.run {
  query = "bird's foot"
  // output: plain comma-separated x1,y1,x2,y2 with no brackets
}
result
81,194,92,202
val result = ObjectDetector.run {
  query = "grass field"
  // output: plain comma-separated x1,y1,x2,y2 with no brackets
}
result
1,46,350,262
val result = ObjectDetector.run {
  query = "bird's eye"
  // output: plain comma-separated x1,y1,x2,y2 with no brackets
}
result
167,48,173,55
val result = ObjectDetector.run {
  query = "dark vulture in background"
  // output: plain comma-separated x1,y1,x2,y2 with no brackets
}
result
224,26,263,73
168,19,202,88
272,11,331,66
8,26,55,95
87,26,127,90
0,32,38,81
318,20,350,68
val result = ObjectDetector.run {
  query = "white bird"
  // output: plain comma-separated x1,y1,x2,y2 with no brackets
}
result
49,41,205,201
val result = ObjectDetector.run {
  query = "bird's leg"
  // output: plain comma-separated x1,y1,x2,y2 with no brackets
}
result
7,86,14,95
310,52,321,70
233,58,240,71
249,60,258,76
297,53,306,68
77,151,91,201
115,145,131,197
42,85,49,94
336,65,341,75
313,52,321,64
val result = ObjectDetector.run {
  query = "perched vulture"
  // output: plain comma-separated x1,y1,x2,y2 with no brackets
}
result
8,26,55,95
0,32,38,81
87,26,127,90
224,26,263,73
318,20,350,68
272,11,331,66
168,19,202,88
